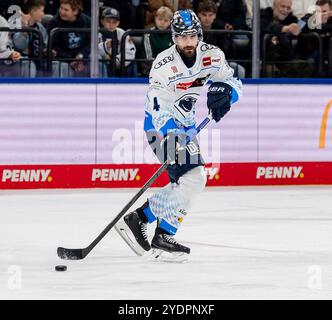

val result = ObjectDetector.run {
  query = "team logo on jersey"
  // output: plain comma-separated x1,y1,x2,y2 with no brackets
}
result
178,96,198,112
154,54,174,69
176,74,211,90
174,93,199,117
203,57,211,66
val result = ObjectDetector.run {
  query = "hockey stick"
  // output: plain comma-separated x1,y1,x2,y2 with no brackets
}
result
57,114,212,260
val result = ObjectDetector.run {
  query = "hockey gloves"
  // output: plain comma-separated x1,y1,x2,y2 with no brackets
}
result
207,82,233,122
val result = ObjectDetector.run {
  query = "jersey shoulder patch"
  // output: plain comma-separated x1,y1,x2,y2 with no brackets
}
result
152,46,176,70
199,43,224,67
199,42,219,53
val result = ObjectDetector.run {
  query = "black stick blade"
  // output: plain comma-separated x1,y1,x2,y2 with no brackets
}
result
57,247,85,260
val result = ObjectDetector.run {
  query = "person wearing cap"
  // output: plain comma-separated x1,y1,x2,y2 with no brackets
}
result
98,7,137,77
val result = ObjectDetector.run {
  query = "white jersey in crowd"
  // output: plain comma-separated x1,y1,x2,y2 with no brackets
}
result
98,28,136,68
145,42,243,134
0,15,14,59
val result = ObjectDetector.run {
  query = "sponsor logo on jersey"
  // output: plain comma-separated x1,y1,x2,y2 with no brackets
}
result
176,81,194,90
171,66,178,73
202,57,211,66
168,73,184,81
92,168,140,182
154,54,174,69
212,57,221,65
1,169,52,183
256,166,304,179
176,74,211,90
200,43,218,52
178,208,188,216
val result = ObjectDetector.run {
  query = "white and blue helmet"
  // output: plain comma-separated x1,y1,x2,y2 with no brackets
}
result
171,10,203,43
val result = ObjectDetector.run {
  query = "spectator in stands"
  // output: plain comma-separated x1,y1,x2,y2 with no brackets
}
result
198,1,246,77
47,0,91,77
44,0,91,16
11,0,48,77
98,7,137,77
299,0,332,76
239,1,317,28
141,6,173,75
261,0,301,38
197,0,235,58
261,0,301,76
292,0,316,18
215,0,248,31
197,0,218,32
0,14,23,77
145,0,173,28
193,0,222,12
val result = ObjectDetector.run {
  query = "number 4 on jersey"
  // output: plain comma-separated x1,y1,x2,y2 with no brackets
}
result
153,97,160,112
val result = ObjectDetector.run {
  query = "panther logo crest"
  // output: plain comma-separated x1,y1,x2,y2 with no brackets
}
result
178,96,197,112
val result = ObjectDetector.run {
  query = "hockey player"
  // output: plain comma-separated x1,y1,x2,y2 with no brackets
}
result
116,9,243,261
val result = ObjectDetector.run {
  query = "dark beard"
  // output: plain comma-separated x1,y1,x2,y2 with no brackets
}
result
176,46,197,68
178,46,196,58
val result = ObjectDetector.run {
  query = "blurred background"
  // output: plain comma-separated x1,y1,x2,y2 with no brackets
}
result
0,0,331,79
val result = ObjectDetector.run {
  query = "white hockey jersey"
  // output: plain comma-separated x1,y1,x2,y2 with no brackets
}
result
98,28,136,68
145,42,243,134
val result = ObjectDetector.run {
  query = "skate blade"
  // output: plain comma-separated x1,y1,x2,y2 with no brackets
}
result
148,249,189,263
114,219,145,256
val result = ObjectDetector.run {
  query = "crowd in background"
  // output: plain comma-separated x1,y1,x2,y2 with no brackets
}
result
0,0,331,78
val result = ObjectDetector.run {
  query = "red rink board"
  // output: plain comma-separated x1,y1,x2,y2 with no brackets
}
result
0,162,331,189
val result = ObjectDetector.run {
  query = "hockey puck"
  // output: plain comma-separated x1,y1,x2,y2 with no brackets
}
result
55,265,67,272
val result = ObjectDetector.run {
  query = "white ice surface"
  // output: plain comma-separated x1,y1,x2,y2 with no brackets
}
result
0,186,332,300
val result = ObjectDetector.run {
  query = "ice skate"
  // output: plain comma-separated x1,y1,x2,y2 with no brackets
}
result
115,208,151,256
149,229,190,263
